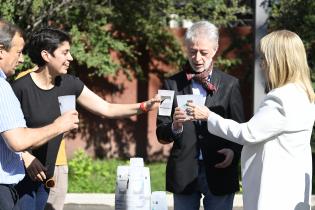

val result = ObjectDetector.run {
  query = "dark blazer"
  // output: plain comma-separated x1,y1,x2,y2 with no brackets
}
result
156,68,245,195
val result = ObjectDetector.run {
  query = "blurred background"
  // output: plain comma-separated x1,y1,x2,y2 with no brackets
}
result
1,0,314,193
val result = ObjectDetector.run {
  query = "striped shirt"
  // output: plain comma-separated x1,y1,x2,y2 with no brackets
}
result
0,69,26,184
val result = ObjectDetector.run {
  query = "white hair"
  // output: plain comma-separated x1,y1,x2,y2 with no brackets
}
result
184,21,219,46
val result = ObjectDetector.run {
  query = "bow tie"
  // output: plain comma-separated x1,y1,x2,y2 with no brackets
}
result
186,73,217,93
184,65,217,93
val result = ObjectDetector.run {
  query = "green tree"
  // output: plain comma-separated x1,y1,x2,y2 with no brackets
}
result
0,0,251,77
0,0,252,159
269,0,315,81
108,0,251,157
172,0,250,27
268,0,315,147
0,0,132,76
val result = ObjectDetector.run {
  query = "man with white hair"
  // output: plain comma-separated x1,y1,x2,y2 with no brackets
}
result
156,20,245,210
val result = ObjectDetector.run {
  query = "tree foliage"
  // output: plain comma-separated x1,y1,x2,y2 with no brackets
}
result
268,0,315,80
0,0,131,76
0,0,251,78
1,0,252,159
172,0,250,27
268,0,315,143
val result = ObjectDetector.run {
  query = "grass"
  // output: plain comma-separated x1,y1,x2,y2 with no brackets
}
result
68,150,166,193
69,149,315,194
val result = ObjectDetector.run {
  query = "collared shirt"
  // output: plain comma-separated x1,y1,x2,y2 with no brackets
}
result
191,78,207,160
172,74,210,159
0,69,26,184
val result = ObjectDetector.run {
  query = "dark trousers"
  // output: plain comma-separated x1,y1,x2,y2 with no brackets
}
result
15,175,49,210
173,161,234,210
0,184,20,210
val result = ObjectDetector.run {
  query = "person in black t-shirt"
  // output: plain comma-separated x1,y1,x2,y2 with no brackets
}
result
0,19,78,210
12,28,160,210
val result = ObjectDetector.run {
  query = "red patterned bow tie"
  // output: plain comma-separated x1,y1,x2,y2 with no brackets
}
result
184,62,217,93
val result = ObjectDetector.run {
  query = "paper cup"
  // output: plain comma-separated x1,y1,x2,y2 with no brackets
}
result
151,191,167,210
130,157,144,167
58,95,76,114
158,90,175,116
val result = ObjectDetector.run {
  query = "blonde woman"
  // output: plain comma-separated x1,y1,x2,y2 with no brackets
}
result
187,30,315,210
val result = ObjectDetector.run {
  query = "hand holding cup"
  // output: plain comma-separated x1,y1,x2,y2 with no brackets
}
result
56,95,78,133
144,94,161,112
172,107,187,130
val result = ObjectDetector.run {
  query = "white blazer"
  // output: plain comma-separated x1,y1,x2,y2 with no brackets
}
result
207,83,315,210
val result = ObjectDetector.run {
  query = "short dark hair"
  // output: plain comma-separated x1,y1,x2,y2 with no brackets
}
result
27,28,71,66
0,19,24,50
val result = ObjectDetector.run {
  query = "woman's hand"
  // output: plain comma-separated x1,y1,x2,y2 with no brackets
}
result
145,94,161,111
186,102,211,121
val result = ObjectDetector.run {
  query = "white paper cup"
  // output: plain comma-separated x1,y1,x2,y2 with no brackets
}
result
151,191,167,210
116,166,129,192
58,95,76,114
115,166,129,210
176,94,206,120
130,157,144,167
158,89,175,116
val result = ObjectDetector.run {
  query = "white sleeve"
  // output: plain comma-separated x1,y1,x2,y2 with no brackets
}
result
207,94,286,145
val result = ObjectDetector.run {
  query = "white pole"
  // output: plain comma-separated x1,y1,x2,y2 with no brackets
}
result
253,0,268,112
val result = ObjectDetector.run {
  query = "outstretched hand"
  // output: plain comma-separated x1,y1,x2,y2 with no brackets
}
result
186,102,211,121
145,94,161,111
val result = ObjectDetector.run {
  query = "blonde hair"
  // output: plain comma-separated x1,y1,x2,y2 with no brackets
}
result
260,30,315,102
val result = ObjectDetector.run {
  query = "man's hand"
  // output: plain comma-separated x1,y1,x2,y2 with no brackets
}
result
214,148,234,168
22,152,47,182
172,107,187,130
54,110,79,133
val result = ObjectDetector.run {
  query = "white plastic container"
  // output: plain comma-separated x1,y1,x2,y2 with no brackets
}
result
130,157,144,167
115,166,129,210
151,191,168,210
115,157,151,210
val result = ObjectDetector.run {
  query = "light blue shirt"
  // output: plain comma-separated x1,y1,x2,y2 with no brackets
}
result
172,74,210,160
191,79,207,160
0,69,26,184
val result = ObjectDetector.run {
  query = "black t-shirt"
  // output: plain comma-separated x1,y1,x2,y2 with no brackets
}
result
12,73,84,178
